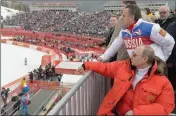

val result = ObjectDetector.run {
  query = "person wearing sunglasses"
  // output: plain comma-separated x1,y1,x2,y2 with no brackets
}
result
76,45,175,115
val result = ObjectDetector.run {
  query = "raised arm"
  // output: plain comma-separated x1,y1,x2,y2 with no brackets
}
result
150,24,175,61
83,61,123,78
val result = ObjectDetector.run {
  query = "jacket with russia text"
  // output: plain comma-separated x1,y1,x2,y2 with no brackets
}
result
100,19,175,62
83,60,175,115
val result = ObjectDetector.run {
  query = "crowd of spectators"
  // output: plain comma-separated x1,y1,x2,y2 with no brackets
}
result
29,63,57,82
60,47,74,54
60,11,111,37
14,36,99,49
14,36,100,61
2,11,77,32
2,3,176,115
0,63,61,115
67,53,99,62
12,36,101,59
2,11,111,37
58,41,100,61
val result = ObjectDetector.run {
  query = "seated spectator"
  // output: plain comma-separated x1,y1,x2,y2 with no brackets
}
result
76,45,175,115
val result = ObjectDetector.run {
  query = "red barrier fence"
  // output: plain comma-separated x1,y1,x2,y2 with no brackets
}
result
1,28,104,45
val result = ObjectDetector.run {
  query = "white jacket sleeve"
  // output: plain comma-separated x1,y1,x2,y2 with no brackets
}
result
150,24,175,61
100,31,124,62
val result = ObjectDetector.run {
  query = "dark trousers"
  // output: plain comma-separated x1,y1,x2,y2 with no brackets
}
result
167,65,176,113
168,66,176,90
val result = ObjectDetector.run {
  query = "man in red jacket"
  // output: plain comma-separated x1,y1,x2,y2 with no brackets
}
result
76,45,175,115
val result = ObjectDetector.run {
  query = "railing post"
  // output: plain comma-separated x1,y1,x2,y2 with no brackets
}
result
47,71,111,115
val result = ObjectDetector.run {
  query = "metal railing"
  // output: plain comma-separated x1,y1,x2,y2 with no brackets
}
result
33,90,56,115
1,87,39,115
47,71,111,115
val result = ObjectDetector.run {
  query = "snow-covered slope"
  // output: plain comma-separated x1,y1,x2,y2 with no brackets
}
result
61,74,83,84
1,6,20,19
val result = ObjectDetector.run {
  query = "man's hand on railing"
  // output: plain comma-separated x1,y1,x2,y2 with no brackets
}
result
75,66,85,74
97,57,104,62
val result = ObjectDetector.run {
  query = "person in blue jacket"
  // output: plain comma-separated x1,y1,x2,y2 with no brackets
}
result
20,85,30,116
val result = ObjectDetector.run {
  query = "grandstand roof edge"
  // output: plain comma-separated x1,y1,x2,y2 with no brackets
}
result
31,2,78,6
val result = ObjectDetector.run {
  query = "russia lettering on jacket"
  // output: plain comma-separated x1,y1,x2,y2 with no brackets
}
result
123,37,153,49
100,19,175,62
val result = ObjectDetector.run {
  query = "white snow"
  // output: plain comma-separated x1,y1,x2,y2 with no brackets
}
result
61,53,68,61
56,61,83,69
61,74,83,83
1,6,20,19
1,43,47,86
1,36,14,39
72,48,97,54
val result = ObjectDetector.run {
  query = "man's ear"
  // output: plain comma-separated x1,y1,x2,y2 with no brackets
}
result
143,56,148,63
131,15,135,20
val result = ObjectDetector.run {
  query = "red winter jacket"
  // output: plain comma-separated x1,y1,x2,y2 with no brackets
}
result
84,60,175,115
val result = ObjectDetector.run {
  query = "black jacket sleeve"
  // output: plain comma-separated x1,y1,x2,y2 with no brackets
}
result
166,21,176,64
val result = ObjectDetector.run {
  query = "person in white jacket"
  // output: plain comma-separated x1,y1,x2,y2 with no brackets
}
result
99,4,175,62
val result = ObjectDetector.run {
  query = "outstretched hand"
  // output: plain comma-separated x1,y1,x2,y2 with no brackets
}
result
97,57,104,62
75,66,85,74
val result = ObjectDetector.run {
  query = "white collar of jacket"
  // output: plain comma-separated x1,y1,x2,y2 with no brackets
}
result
123,18,144,33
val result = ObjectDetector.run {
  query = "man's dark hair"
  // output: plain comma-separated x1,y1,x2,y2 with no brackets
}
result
126,4,142,21
111,14,118,19
123,0,137,5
